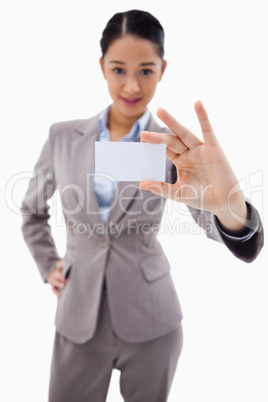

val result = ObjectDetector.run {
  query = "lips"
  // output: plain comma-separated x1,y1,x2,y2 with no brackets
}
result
121,97,142,106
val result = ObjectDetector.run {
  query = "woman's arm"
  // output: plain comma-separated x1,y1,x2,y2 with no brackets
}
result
21,127,61,282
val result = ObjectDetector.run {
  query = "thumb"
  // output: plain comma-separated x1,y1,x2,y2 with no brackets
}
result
56,260,63,271
139,181,175,199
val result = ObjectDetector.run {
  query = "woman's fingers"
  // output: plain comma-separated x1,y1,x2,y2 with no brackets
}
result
52,286,61,297
47,260,67,297
140,131,188,155
54,278,66,288
156,107,203,149
50,277,66,297
194,100,219,145
139,180,176,199
166,147,180,165
50,270,65,285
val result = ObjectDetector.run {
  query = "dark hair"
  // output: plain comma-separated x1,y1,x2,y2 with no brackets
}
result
100,9,165,59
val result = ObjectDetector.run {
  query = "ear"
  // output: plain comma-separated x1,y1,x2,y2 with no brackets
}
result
159,59,167,81
99,57,106,78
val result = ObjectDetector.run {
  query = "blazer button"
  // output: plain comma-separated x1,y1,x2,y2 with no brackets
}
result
100,238,109,248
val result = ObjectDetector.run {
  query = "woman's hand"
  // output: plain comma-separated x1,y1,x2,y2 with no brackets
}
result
47,260,67,297
139,101,248,234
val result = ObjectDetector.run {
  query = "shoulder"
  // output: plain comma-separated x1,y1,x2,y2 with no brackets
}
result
48,113,100,142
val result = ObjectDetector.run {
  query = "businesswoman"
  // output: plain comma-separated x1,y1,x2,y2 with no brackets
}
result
21,9,263,402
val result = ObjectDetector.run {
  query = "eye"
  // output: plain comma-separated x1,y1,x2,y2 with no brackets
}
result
140,69,153,76
113,67,125,75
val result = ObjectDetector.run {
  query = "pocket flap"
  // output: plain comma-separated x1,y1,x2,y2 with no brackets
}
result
140,253,171,282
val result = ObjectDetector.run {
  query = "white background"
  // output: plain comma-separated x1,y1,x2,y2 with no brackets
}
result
1,0,267,401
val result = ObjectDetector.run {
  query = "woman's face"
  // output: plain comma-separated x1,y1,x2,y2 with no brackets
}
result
100,35,167,122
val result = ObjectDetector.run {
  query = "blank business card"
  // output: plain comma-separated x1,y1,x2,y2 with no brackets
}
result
95,142,166,181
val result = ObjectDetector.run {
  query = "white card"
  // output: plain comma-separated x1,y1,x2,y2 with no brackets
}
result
95,142,166,181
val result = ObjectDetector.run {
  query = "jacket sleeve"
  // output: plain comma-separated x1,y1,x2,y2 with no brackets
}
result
21,126,61,282
170,164,264,263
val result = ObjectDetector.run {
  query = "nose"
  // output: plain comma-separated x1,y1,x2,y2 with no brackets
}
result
123,74,140,94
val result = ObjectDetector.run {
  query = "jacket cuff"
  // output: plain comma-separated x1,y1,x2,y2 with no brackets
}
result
215,202,259,243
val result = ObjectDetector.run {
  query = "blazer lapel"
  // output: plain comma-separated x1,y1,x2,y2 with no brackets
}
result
73,114,105,227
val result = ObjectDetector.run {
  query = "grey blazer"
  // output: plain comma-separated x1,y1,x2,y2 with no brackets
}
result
21,113,264,344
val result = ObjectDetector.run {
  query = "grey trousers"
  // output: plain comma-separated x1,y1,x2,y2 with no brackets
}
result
48,287,183,402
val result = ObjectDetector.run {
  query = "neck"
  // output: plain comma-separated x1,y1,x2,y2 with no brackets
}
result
108,105,145,141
